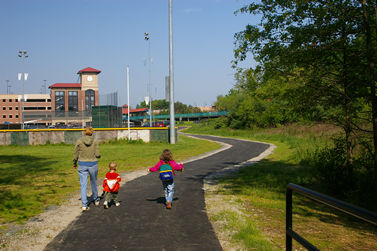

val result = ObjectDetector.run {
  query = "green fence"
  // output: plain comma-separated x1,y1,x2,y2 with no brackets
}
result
92,106,123,128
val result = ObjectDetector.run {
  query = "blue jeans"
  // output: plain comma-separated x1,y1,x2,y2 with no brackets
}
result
78,162,98,207
162,180,174,203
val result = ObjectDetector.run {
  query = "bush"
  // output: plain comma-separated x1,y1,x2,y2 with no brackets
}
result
214,117,228,129
311,136,376,210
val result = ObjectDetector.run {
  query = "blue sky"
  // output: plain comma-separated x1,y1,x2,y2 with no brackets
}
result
0,0,257,107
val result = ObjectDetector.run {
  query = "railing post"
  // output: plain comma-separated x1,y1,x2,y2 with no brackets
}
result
286,187,292,251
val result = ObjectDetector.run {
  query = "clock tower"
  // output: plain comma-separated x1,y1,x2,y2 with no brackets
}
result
78,67,101,91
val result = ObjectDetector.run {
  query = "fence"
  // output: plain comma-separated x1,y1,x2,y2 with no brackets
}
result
286,183,377,250
0,127,176,145
100,91,118,106
91,105,122,128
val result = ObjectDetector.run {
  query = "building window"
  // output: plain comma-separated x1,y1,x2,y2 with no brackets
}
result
55,91,65,111
2,99,5,102
24,107,47,110
68,91,78,112
9,99,12,102
16,115,19,118
2,115,5,118
85,89,95,111
27,99,47,102
2,107,5,110
9,107,12,110
16,107,19,110
9,115,12,118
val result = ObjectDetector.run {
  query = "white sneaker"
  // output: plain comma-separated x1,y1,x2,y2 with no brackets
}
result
103,201,108,209
115,202,120,207
94,200,100,206
81,206,90,211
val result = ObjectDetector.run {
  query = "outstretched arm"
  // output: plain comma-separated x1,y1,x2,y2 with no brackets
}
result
170,160,183,171
149,160,163,172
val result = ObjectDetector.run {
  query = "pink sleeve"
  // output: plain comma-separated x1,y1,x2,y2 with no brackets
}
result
170,160,183,171
149,160,163,172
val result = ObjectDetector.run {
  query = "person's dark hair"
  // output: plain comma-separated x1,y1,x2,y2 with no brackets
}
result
160,149,173,163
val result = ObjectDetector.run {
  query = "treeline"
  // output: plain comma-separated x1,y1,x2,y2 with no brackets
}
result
216,0,377,206
136,99,201,114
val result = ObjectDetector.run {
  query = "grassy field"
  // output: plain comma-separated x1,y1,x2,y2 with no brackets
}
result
184,123,377,250
0,135,220,226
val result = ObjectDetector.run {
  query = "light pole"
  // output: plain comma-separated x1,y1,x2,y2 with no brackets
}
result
18,50,28,130
43,80,47,94
144,32,153,127
126,65,131,140
6,80,10,94
169,0,176,144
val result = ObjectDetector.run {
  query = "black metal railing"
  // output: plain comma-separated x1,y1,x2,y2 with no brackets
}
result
286,183,377,251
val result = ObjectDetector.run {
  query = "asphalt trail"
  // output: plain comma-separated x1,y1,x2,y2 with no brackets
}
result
44,135,269,251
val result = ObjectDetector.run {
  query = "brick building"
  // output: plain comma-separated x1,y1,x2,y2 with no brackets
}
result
0,67,101,127
49,67,100,113
0,94,51,125
49,67,101,126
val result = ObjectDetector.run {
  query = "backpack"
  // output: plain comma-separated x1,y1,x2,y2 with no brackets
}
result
104,178,120,193
159,163,175,181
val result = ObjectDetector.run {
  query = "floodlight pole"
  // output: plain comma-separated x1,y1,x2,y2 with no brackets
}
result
6,80,10,94
144,32,152,127
18,50,28,130
43,80,47,94
169,0,176,144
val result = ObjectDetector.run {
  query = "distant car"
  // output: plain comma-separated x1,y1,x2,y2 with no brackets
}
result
155,121,165,127
125,122,135,127
141,121,168,127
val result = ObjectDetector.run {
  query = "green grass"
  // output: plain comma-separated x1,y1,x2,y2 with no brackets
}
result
0,135,220,225
184,123,377,250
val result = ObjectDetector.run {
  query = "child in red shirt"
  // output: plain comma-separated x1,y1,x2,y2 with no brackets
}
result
102,162,122,209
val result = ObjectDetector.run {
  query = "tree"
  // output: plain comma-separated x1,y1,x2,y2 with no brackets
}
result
360,0,377,192
135,99,201,114
233,0,374,175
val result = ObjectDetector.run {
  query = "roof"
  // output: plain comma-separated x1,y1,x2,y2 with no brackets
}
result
122,107,148,114
77,67,101,74
49,83,81,88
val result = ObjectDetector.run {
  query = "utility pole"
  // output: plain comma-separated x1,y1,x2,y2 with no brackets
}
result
169,0,176,144
144,32,152,127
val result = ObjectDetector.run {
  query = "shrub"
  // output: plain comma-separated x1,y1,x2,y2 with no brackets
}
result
311,136,376,210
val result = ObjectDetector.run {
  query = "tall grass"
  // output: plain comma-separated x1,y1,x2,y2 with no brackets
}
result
184,121,377,250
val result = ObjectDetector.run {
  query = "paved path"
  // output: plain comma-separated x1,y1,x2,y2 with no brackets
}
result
44,135,269,251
